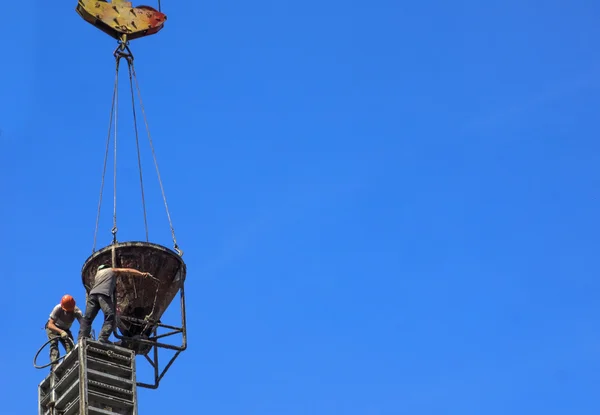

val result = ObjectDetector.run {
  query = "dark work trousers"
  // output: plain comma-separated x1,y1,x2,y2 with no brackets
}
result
78,293,115,342
45,324,73,367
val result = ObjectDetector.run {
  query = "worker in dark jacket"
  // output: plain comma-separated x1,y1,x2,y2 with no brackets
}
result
78,264,152,344
46,294,83,367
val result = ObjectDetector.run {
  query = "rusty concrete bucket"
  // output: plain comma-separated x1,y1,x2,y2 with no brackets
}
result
81,241,186,350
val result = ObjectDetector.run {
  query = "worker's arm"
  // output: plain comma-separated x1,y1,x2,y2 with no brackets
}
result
47,318,67,336
75,308,84,324
113,268,151,278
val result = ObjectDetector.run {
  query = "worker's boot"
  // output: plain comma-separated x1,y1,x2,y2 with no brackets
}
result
98,320,114,345
98,337,113,345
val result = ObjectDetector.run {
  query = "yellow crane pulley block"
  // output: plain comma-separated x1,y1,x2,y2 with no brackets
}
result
76,0,167,42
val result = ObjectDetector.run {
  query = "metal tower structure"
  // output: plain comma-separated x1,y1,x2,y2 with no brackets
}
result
38,339,138,415
36,1,187,413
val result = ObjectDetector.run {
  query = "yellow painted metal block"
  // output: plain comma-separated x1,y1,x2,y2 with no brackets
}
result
76,0,167,41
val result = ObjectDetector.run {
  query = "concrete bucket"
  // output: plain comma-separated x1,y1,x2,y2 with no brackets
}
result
81,241,186,353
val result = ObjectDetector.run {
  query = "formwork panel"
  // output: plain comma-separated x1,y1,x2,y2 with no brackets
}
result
38,339,137,415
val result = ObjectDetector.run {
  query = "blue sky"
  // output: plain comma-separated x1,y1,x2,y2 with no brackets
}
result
1,0,599,413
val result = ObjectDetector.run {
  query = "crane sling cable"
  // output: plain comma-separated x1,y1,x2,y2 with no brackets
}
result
90,37,173,335
92,36,183,259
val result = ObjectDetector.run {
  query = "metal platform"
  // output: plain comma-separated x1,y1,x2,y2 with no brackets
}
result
38,339,137,415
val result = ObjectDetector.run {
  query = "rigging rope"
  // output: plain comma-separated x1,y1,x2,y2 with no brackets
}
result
131,62,182,256
93,64,119,253
143,276,162,327
112,56,120,245
92,37,182,256
127,57,150,242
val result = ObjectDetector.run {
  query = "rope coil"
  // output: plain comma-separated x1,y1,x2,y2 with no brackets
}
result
33,337,75,369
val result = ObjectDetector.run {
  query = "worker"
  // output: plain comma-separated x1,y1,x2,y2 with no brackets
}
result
46,294,83,367
78,264,153,344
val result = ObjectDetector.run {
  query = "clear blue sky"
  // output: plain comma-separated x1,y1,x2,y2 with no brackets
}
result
1,1,599,413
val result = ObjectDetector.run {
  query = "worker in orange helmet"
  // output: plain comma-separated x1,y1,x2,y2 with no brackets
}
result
45,294,83,367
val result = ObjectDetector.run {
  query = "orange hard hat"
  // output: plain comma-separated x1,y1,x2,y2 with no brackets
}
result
61,294,76,312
